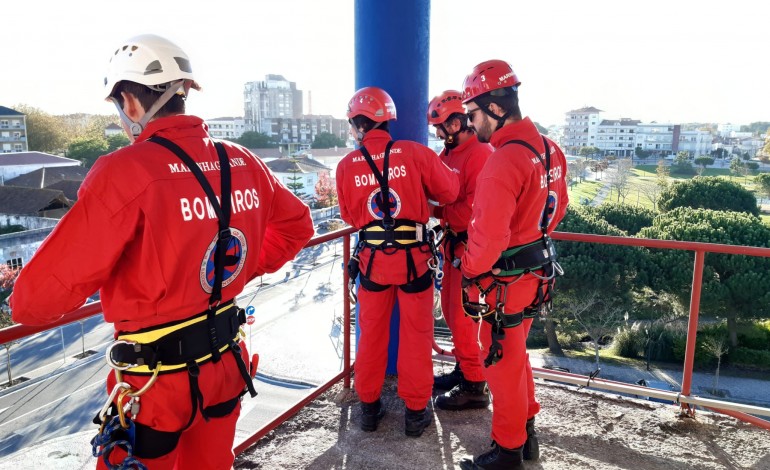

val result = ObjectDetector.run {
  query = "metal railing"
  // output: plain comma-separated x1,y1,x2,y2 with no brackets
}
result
1,227,769,458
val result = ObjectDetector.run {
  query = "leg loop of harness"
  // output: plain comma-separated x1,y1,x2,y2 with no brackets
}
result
229,339,258,398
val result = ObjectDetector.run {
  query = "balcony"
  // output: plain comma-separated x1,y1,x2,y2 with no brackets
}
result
1,229,769,468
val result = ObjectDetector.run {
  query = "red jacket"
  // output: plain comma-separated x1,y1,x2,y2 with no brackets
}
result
336,129,458,285
11,115,314,332
336,129,459,228
461,117,569,278
433,134,492,233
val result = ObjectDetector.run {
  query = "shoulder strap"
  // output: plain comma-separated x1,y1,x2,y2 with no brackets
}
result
148,136,232,305
359,141,396,227
502,136,552,234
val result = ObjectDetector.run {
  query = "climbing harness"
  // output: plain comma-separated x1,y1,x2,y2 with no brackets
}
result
461,136,564,367
346,142,442,300
92,137,258,466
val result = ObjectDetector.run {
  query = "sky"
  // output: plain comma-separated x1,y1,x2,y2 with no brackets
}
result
1,0,767,128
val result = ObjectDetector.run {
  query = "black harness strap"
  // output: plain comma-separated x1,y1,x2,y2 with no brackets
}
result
360,141,395,228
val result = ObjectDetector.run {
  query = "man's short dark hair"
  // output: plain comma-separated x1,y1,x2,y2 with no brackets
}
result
475,87,521,120
351,115,390,133
111,80,186,117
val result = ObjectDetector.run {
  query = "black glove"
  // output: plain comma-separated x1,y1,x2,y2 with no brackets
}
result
347,257,360,280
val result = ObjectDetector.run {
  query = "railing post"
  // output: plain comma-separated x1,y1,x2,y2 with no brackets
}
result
343,235,351,390
680,250,705,416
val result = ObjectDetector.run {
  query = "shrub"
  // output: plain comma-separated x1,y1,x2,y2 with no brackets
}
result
729,347,770,370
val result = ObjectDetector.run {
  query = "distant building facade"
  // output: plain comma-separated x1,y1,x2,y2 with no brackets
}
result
262,115,349,154
562,107,602,152
0,106,28,153
206,117,247,140
596,118,641,157
244,75,303,134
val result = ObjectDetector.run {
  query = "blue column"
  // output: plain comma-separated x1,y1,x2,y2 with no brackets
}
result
354,0,431,374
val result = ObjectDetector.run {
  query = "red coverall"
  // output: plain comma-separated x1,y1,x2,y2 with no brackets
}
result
336,129,459,411
460,117,569,450
433,134,491,383
11,115,314,470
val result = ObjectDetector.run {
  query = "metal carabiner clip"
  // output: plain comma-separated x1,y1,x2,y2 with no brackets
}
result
105,340,138,371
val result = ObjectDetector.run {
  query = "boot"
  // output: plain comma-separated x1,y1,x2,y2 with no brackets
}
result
360,399,385,432
435,379,490,411
433,362,463,391
523,417,540,460
404,407,432,437
459,441,523,469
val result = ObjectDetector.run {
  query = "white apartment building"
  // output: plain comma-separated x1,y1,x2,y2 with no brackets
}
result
676,129,712,157
0,106,28,153
635,123,677,155
595,119,641,157
562,107,602,152
206,117,247,140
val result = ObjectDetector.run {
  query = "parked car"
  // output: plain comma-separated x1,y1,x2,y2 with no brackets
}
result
635,378,675,404
318,218,346,231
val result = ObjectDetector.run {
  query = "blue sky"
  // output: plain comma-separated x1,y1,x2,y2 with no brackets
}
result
1,0,767,127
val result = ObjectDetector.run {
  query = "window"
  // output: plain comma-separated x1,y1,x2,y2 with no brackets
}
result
0,120,8,128
7,258,23,269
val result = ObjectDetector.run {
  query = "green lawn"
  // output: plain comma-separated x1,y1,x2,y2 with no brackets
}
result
567,180,602,205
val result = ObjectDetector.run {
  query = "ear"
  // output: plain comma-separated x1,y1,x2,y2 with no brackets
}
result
488,102,506,119
120,91,146,122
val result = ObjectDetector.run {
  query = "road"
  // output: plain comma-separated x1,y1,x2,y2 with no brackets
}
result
0,238,348,460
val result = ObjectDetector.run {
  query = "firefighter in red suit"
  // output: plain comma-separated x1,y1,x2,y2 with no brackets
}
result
10,34,314,470
457,60,569,469
426,91,493,410
337,86,459,437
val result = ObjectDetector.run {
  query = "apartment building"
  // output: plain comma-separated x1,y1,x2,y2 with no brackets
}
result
0,106,28,153
206,116,247,140
562,106,602,153
244,75,303,134
596,118,641,157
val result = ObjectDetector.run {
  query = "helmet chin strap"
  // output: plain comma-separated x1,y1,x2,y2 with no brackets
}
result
355,121,382,145
111,80,187,139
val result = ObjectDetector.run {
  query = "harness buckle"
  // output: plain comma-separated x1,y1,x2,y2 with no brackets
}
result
106,340,139,371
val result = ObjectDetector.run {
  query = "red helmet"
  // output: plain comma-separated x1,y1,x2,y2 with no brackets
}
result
461,60,521,104
346,86,397,122
427,90,465,125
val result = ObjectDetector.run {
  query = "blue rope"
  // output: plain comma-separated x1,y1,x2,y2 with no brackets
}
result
91,416,148,470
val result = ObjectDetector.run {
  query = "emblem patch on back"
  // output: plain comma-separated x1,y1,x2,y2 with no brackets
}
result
199,227,248,293
367,188,401,219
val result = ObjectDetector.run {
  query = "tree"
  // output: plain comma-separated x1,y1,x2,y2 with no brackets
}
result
0,264,19,328
285,158,306,197
593,203,654,236
311,132,346,149
533,122,549,135
237,131,278,149
739,122,770,135
636,180,664,212
67,136,109,168
671,151,695,176
639,207,770,348
13,104,68,153
635,147,653,161
548,206,651,354
658,176,759,216
756,173,770,204
693,156,715,176
107,133,130,152
566,290,626,370
606,158,633,203
579,146,601,158
655,160,670,189
729,157,745,180
745,162,760,174
702,335,728,395
315,172,337,207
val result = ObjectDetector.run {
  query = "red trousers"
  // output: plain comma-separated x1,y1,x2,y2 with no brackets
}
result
355,284,434,411
441,251,485,382
95,341,250,470
475,277,542,449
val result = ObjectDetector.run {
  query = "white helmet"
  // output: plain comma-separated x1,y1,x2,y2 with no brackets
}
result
104,34,200,139
104,34,200,100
